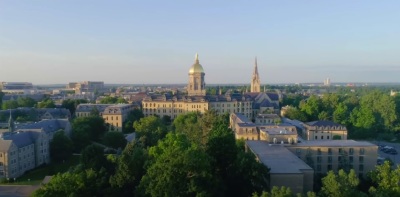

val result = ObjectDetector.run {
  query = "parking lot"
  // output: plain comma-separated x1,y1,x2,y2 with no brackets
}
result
371,141,400,166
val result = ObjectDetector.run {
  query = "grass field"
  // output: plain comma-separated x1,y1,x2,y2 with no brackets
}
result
1,155,80,185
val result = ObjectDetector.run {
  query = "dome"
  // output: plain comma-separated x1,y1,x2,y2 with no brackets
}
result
188,53,204,74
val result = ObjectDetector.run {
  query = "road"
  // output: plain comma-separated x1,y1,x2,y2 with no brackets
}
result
0,185,40,197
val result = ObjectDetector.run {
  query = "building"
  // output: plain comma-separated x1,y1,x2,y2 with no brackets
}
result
142,54,280,120
246,140,378,194
67,81,104,94
103,104,137,132
0,82,35,94
0,108,71,123
251,57,261,93
255,114,281,124
303,120,348,140
323,78,331,86
230,112,297,141
187,53,206,96
75,103,136,132
246,141,314,194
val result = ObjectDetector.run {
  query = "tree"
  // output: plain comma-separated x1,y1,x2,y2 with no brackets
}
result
2,100,18,110
50,130,73,162
284,107,308,122
32,169,111,197
103,132,127,149
116,97,127,104
368,161,400,196
133,116,167,147
300,95,322,120
80,144,107,171
122,109,144,133
333,103,348,125
110,141,148,196
320,169,363,197
37,98,56,108
61,99,88,115
318,111,330,120
137,133,215,196
17,97,36,107
72,116,107,151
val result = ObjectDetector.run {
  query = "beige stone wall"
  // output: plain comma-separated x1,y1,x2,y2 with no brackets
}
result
304,125,348,140
104,115,123,132
286,146,378,176
270,173,305,194
261,133,297,144
210,101,253,119
142,100,208,119
235,126,259,140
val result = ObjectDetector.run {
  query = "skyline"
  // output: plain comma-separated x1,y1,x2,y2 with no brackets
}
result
1,1,399,84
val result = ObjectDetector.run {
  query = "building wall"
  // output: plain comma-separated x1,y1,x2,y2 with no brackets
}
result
270,173,305,194
142,100,208,119
286,145,378,177
210,101,253,119
0,143,18,178
304,125,348,140
34,132,50,167
261,132,297,144
14,144,35,178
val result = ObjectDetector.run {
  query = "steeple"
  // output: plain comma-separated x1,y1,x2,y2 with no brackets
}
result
251,57,261,92
8,110,15,132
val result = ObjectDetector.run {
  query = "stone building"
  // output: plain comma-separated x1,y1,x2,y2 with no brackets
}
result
142,54,280,120
303,120,348,140
251,57,261,93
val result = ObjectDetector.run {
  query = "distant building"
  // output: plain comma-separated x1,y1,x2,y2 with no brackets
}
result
323,78,331,86
142,54,280,120
0,82,35,94
303,120,348,140
75,103,137,132
67,81,104,94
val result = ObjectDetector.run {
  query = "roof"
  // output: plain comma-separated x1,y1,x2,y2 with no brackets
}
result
0,131,38,148
232,113,252,123
189,53,204,74
246,141,313,174
75,104,112,113
305,120,344,128
256,114,280,119
16,119,70,135
294,140,377,147
261,128,296,135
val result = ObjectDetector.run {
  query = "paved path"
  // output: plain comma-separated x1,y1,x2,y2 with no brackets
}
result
0,185,40,197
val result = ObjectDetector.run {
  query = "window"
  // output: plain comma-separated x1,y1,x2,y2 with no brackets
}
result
359,164,364,171
328,156,332,163
327,136,330,139
338,156,343,163
328,148,332,155
317,148,321,155
339,148,343,154
327,165,332,171
349,148,354,155
317,165,321,171
321,136,324,139
360,148,365,155
315,136,317,140
349,156,354,163
359,156,364,163
317,156,322,163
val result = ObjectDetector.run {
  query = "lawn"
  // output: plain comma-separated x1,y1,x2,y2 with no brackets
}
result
1,155,80,185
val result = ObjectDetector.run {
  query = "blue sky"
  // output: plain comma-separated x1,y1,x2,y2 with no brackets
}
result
1,1,399,84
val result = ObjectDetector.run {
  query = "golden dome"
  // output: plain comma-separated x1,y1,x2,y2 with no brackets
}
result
189,53,204,74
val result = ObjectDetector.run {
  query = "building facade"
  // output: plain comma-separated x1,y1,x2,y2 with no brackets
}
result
303,120,348,140
142,54,280,120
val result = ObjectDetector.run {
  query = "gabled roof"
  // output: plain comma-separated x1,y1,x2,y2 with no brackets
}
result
305,120,344,128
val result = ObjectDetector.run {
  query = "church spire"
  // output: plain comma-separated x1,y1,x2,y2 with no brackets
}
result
251,56,261,92
8,109,15,132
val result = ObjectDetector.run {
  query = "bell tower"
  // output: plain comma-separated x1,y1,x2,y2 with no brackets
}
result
188,53,206,96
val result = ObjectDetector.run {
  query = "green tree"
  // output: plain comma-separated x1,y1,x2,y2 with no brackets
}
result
17,97,36,107
137,133,215,196
110,141,148,196
50,130,73,162
80,144,107,171
2,100,18,110
320,169,363,197
37,98,56,108
284,107,308,122
122,109,144,133
116,97,127,104
133,116,167,147
103,132,127,149
368,161,400,196
300,95,322,120
318,111,330,120
72,116,107,151
32,169,110,197
61,99,88,115
333,103,348,125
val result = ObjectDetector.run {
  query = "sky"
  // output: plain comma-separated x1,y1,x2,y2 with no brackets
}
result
0,1,399,85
